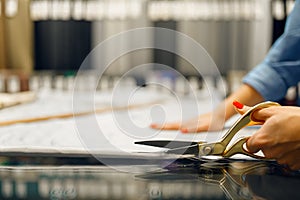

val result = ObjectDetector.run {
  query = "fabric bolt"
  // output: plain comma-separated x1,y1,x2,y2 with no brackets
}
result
271,0,288,44
243,0,300,102
153,20,177,70
5,0,34,73
0,0,6,69
34,20,91,71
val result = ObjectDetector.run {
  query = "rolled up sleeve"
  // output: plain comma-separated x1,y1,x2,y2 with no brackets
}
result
242,0,300,101
243,63,288,101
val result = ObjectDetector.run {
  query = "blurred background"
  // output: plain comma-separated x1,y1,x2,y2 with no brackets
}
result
0,1,298,199
0,0,295,94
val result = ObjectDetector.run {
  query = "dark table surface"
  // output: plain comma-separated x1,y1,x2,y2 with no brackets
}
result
0,155,299,200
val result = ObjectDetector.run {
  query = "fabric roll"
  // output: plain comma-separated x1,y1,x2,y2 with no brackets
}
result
4,0,34,73
153,20,177,70
271,0,288,44
34,20,91,71
0,0,6,69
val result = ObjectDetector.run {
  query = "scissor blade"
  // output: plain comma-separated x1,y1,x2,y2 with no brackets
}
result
135,140,204,156
166,144,200,155
135,140,198,149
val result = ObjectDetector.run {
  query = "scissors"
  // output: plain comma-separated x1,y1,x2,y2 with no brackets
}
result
135,101,280,159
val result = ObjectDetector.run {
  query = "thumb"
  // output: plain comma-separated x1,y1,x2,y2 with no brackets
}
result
246,133,261,153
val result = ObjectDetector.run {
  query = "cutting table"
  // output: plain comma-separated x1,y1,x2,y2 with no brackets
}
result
0,87,298,199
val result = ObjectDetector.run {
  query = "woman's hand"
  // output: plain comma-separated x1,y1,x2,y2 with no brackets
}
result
150,84,265,133
236,104,300,170
151,111,226,133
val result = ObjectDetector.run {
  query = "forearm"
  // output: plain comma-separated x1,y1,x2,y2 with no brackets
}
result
217,84,264,121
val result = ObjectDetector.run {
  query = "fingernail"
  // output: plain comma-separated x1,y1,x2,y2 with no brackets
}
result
150,124,157,128
233,100,244,109
181,128,188,133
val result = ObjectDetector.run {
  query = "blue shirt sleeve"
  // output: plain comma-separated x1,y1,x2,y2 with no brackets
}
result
243,0,300,101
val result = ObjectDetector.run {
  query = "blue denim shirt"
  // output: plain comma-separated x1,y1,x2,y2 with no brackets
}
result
243,0,300,102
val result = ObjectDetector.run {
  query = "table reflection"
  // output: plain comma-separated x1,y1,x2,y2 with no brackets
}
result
0,157,298,199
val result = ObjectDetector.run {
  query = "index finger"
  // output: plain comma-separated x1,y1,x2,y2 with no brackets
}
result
251,107,276,122
150,122,181,130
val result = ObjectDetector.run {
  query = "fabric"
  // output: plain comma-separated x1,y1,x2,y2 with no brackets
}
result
271,0,288,44
0,0,6,69
34,20,91,71
243,0,300,102
5,0,33,73
153,21,177,70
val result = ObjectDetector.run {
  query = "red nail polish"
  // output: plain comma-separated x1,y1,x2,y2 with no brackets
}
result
233,101,244,109
150,124,157,128
181,128,188,133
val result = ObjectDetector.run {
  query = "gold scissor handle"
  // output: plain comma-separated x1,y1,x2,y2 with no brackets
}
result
198,101,280,158
222,137,266,159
